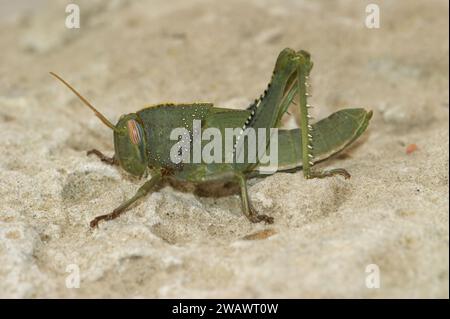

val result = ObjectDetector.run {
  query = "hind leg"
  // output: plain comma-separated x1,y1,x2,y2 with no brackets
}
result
293,51,351,180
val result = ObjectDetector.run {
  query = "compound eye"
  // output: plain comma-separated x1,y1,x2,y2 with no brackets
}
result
127,119,143,145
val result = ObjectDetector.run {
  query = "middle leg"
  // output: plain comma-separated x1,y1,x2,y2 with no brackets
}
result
197,170,274,224
235,173,274,224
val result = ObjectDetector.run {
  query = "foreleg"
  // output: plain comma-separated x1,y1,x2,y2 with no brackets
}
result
90,171,162,228
87,149,118,166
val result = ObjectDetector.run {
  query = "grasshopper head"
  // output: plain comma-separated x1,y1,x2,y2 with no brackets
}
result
114,114,149,177
49,72,149,177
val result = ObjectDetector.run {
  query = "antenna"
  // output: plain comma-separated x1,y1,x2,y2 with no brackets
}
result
50,72,118,131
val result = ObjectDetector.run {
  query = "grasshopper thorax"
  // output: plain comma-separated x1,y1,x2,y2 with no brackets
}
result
114,114,148,177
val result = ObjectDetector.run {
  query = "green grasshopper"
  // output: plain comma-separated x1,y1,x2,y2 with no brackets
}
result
50,48,372,228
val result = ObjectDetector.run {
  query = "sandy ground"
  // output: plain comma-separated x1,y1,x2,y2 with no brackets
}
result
0,0,448,298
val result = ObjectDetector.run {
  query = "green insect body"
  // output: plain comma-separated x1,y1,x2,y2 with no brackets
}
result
50,48,372,228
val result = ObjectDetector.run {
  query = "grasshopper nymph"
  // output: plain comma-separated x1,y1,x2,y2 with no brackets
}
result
50,48,372,227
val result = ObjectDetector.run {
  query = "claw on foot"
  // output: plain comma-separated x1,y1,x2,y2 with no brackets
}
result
90,218,100,228
330,168,351,179
89,210,121,228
